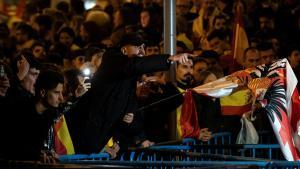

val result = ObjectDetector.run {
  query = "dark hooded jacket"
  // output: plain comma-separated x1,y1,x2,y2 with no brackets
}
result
67,48,170,154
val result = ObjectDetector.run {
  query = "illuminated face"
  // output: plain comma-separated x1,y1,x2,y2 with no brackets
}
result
59,32,73,47
259,16,274,32
288,50,300,68
21,68,40,95
15,30,27,44
244,49,261,68
193,61,208,82
145,46,160,56
122,44,145,57
176,0,190,16
176,60,193,84
32,45,45,59
43,83,64,108
260,49,275,65
202,0,216,13
214,18,226,30
140,11,151,28
208,37,225,55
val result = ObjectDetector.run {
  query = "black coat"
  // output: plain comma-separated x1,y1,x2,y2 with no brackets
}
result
68,48,170,154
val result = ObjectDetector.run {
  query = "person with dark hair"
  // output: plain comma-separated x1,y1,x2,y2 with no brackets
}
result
32,14,53,50
111,5,139,45
193,57,209,84
257,42,276,65
31,41,46,61
10,50,41,97
243,47,261,69
1,70,64,162
15,23,37,52
46,52,64,67
80,21,103,49
56,1,70,17
287,45,300,90
57,27,81,52
68,35,193,154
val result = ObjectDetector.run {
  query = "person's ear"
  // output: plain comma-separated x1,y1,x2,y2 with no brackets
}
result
121,47,127,55
40,89,46,98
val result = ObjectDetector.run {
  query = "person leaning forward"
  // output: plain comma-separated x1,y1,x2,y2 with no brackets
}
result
67,44,193,154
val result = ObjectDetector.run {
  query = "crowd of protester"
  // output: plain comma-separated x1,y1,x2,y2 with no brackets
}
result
0,0,300,163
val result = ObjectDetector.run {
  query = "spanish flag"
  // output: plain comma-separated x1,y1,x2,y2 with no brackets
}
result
53,115,75,155
232,0,249,65
220,89,252,116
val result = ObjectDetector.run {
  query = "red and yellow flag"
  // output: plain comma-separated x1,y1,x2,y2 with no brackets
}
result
232,0,249,65
53,115,75,155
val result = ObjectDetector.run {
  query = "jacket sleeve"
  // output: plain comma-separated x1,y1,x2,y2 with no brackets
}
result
95,48,171,81
130,54,170,76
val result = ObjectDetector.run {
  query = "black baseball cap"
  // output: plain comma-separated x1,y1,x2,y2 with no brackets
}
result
119,32,144,47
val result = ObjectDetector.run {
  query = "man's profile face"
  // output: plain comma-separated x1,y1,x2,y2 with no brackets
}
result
244,49,261,68
289,50,300,68
260,49,275,65
21,68,40,95
45,83,64,108
122,44,145,57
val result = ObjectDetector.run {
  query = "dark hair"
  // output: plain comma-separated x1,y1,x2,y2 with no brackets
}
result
119,5,139,27
31,41,45,51
13,50,41,73
213,14,227,26
207,30,227,41
46,52,64,66
16,23,36,39
35,70,64,98
71,49,85,61
257,42,273,52
193,57,208,65
85,47,105,62
258,8,274,20
243,47,259,60
141,7,157,28
176,41,188,50
63,68,81,97
199,50,220,60
34,14,53,31
82,21,101,43
57,27,76,40
56,1,69,13
287,44,300,57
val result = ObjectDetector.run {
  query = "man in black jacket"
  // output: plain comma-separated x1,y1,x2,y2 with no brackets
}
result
1,70,64,162
69,33,192,154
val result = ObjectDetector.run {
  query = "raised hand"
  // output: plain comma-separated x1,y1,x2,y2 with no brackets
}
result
168,53,195,65
17,55,30,81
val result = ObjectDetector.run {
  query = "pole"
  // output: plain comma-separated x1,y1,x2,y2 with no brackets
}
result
164,0,177,140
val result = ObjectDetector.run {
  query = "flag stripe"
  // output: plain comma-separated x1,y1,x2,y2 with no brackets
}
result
221,103,252,116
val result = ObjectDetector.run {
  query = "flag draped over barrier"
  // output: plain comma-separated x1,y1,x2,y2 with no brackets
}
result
181,59,300,161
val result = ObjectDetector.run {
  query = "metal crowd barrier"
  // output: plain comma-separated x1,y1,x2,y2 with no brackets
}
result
57,131,296,169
